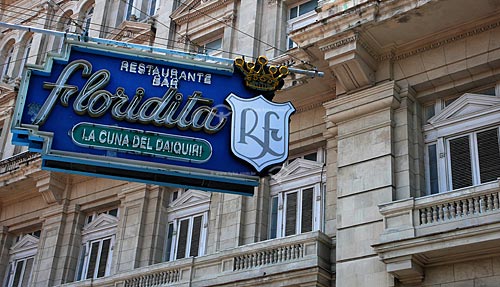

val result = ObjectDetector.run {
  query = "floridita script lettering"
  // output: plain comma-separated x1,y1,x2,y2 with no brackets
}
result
32,60,226,133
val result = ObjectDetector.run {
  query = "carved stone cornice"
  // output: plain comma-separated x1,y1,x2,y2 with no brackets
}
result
378,18,500,62
324,81,400,124
319,32,376,92
172,0,232,25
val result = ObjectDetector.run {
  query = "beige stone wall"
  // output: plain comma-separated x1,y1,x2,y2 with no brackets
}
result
422,258,500,287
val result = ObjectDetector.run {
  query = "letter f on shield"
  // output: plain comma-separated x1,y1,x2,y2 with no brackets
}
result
226,93,295,172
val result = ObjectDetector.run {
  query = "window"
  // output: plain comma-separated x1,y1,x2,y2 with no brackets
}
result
76,208,118,281
197,38,223,57
164,190,209,262
446,128,500,190
423,92,500,194
289,0,318,20
79,237,113,280
165,214,207,261
56,15,73,53
18,38,32,78
269,155,325,239
2,44,15,79
4,233,40,287
148,0,158,16
83,6,94,33
124,0,135,20
286,0,318,50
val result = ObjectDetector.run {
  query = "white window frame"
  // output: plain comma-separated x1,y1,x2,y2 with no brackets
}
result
196,37,223,57
286,0,318,50
423,92,500,194
76,209,118,281
17,38,32,78
2,44,15,78
269,156,325,239
79,236,115,280
275,184,321,238
166,213,208,261
164,189,210,262
5,234,39,287
444,127,500,191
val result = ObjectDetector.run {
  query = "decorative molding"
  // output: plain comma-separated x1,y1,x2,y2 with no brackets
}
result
378,20,500,61
221,14,235,24
172,0,232,25
32,171,66,205
319,33,359,52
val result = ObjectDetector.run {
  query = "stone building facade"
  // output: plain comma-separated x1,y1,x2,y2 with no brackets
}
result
0,0,500,286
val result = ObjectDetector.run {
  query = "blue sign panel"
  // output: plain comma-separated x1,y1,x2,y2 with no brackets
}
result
11,42,294,195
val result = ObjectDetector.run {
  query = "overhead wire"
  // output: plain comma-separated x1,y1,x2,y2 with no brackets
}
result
173,0,316,69
1,0,317,73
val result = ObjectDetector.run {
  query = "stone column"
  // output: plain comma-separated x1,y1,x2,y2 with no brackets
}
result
324,81,401,287
113,183,152,273
235,0,262,57
137,185,167,266
323,122,338,237
30,203,82,286
0,226,14,283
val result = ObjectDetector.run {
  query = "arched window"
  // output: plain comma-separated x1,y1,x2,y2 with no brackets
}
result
83,5,94,34
1,42,15,80
18,38,32,78
56,13,73,53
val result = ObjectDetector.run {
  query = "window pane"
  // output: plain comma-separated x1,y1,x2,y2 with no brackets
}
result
165,223,174,261
12,260,25,287
285,192,297,236
269,196,278,239
205,38,222,54
20,258,33,287
303,152,317,161
428,144,439,194
86,241,99,279
477,128,500,183
299,0,318,16
149,0,157,15
176,219,189,259
189,216,202,257
449,136,473,189
301,188,314,233
289,7,298,19
96,239,111,278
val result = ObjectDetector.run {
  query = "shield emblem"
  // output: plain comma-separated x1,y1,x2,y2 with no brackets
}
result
226,93,295,172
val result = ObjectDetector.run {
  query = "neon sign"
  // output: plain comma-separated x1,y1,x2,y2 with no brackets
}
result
12,42,294,195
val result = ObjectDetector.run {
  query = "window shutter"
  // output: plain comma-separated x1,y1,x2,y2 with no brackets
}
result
20,258,33,287
189,216,202,257
449,136,473,189
269,196,279,239
86,241,99,279
301,188,314,233
285,192,297,236
428,144,439,194
176,219,189,259
477,128,500,183
165,223,174,261
96,238,111,278
11,260,24,287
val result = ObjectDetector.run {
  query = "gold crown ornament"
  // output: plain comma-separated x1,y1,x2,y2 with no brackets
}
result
234,56,289,92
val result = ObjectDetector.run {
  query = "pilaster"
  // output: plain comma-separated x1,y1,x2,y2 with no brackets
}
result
0,226,13,284
114,182,149,272
324,81,400,287
30,203,81,286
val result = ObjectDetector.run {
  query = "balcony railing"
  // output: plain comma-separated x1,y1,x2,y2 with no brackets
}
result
378,180,500,242
62,231,332,287
0,151,40,175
